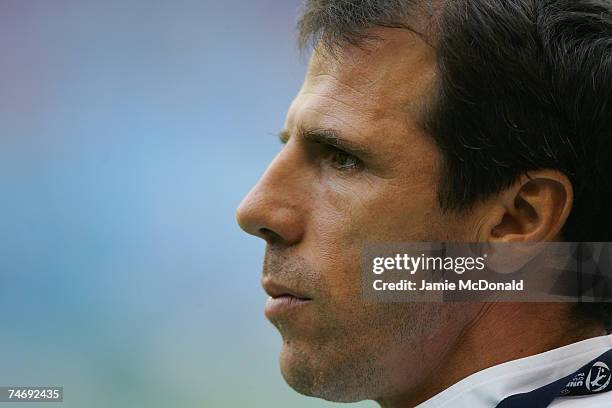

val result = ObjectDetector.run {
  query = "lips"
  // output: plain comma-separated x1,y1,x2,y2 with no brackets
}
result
262,279,311,299
262,279,312,318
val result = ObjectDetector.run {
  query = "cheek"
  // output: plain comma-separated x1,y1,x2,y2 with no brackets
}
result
317,179,442,244
303,142,448,294
304,179,442,315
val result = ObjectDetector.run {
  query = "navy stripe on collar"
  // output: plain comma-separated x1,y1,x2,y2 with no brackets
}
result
496,348,612,408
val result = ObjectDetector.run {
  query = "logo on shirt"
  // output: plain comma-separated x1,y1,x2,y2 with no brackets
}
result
565,372,585,389
586,361,611,392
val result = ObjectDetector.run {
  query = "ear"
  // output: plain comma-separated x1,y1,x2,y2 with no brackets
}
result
481,170,574,242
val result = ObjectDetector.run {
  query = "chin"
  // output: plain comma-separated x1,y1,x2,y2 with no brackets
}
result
277,339,380,403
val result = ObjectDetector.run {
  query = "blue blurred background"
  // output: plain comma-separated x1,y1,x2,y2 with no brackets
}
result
0,1,376,407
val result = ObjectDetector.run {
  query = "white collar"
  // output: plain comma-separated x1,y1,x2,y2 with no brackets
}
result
417,334,612,407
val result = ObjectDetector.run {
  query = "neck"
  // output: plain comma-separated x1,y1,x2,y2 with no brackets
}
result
377,303,606,408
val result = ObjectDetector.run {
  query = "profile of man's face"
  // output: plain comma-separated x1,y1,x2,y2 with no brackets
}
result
237,28,486,402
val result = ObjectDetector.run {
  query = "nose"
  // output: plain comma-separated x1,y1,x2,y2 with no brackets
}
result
236,147,306,246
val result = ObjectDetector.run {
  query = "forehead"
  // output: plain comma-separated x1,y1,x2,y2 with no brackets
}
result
286,28,437,139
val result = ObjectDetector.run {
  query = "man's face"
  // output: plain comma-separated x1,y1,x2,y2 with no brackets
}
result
237,29,482,402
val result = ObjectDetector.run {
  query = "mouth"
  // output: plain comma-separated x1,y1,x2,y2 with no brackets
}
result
262,279,313,319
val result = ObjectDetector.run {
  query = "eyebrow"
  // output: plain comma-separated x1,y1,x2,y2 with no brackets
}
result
280,127,372,159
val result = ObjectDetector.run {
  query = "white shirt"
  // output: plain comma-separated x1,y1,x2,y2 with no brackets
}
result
418,334,612,407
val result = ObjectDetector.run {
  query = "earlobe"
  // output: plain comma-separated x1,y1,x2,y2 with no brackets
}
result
488,170,573,243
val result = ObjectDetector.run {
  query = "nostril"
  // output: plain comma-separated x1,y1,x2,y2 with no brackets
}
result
259,227,283,244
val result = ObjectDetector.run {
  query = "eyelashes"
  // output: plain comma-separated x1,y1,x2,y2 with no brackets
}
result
325,146,361,171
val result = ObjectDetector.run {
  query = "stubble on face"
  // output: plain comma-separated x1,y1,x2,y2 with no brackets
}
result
264,247,457,403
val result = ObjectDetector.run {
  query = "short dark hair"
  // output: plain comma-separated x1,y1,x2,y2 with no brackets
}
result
298,0,612,329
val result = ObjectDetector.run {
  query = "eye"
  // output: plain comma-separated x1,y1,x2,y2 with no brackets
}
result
327,147,361,171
